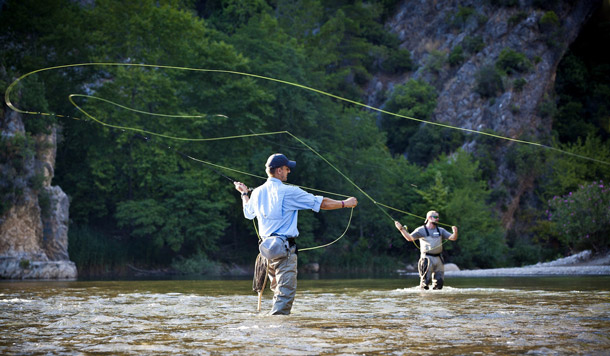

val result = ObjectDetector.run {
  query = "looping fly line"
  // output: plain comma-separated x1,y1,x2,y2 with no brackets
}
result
7,62,604,251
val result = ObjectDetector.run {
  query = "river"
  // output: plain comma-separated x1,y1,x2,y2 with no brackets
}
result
1,276,609,355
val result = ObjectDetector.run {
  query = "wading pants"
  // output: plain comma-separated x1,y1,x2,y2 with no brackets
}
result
418,255,444,290
268,245,297,315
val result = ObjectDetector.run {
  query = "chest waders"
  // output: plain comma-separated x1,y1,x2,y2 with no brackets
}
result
417,226,445,290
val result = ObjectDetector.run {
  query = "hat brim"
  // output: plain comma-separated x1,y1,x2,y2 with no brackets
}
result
287,160,296,168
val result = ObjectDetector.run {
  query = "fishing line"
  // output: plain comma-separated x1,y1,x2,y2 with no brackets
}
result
7,62,609,166
5,63,459,252
130,132,355,251
8,62,577,252
76,95,427,249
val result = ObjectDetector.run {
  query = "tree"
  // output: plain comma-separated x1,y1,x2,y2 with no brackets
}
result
381,80,438,156
548,180,610,253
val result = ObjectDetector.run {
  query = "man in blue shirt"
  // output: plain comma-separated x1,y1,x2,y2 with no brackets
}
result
234,153,358,315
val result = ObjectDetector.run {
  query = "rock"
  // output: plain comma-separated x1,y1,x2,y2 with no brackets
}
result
444,263,460,272
301,262,320,273
0,257,76,280
41,186,70,261
367,0,602,230
0,104,77,279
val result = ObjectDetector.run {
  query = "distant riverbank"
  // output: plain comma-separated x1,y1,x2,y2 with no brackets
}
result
447,250,610,277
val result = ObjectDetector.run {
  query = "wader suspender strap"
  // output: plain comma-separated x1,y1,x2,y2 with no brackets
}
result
423,226,441,237
423,226,443,257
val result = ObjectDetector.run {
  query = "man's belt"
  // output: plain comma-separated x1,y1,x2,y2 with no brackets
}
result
269,234,297,247
424,252,442,257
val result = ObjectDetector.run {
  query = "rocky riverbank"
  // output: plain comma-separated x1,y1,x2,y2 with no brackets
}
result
416,250,610,277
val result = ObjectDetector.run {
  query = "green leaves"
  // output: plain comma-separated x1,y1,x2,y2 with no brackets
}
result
381,79,438,156
115,173,230,256
548,181,610,253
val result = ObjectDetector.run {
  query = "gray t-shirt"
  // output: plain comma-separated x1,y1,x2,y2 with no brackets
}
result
410,225,451,255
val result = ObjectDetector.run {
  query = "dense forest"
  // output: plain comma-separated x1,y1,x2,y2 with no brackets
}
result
1,0,609,277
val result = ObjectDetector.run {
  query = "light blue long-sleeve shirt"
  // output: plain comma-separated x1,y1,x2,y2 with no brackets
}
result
244,177,323,238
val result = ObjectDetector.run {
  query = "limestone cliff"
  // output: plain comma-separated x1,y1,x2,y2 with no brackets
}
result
368,0,602,229
0,104,77,279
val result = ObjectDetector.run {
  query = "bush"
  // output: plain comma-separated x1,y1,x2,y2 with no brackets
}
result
448,45,464,67
381,80,438,154
425,50,446,74
513,77,527,92
547,181,610,253
539,11,562,47
451,6,487,29
475,64,504,98
462,35,485,54
382,48,415,73
496,48,531,75
171,253,222,275
539,10,560,29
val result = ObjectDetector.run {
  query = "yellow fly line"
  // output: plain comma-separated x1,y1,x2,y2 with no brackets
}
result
7,62,609,166
6,62,607,251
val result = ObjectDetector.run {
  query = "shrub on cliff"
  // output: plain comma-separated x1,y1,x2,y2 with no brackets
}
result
475,64,504,98
496,48,531,75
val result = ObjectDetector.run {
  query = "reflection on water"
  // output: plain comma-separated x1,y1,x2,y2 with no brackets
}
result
1,277,609,355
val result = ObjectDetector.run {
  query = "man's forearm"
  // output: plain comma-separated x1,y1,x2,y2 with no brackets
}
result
320,197,344,210
320,197,357,210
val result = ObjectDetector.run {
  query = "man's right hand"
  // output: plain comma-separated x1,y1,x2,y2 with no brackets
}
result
234,181,248,194
394,221,405,231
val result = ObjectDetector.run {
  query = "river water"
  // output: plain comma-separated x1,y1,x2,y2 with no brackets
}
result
1,276,609,355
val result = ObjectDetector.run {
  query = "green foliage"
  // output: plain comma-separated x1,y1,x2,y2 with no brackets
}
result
496,48,531,75
540,135,610,200
555,101,596,142
505,139,546,178
462,35,485,54
539,11,560,29
537,95,557,118
381,80,437,155
424,151,507,268
513,78,527,92
538,10,562,47
171,253,222,275
19,259,31,269
415,171,449,211
6,0,587,275
424,50,446,74
548,181,610,253
38,189,52,219
115,173,230,257
451,6,487,29
406,126,465,167
68,225,128,275
381,47,415,74
555,49,610,144
448,45,465,67
475,64,504,98
0,133,37,215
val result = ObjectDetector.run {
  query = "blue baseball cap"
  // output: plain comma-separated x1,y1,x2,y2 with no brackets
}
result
265,153,296,169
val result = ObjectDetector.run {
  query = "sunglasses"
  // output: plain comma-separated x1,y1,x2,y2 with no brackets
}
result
430,216,439,219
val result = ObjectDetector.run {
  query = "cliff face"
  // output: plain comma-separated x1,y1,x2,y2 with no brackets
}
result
369,0,601,228
0,106,77,279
